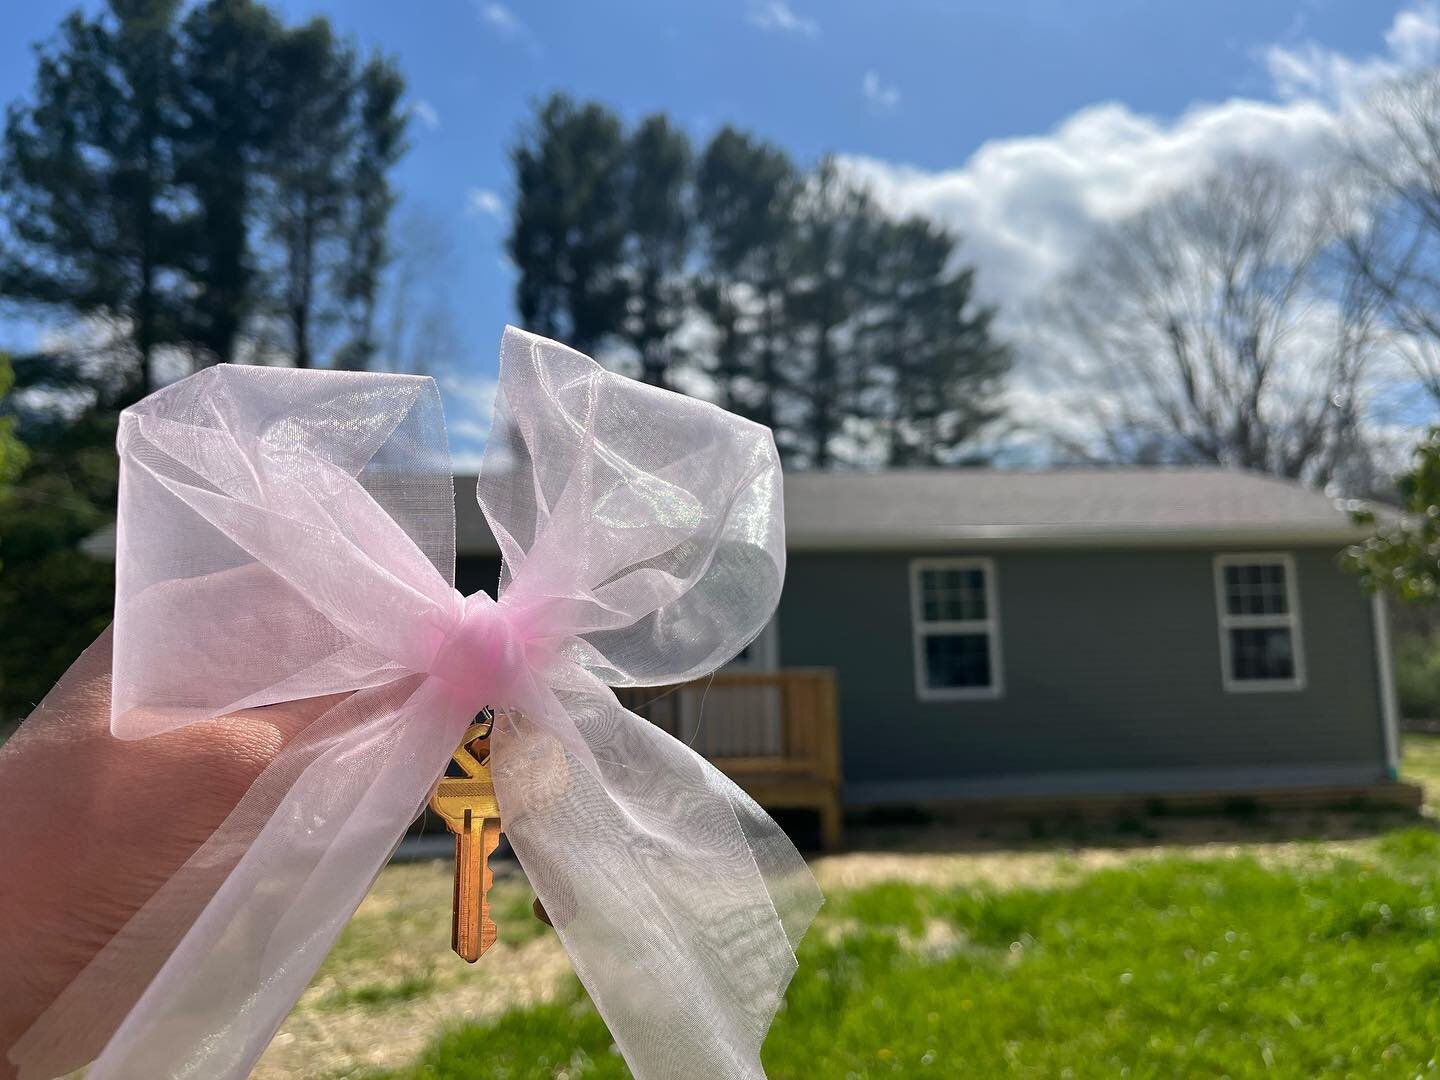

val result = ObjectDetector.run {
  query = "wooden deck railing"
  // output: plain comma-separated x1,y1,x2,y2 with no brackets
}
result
615,668,843,849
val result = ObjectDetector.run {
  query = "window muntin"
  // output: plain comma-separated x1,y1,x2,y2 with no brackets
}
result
911,558,1002,700
1222,562,1290,617
1214,554,1305,691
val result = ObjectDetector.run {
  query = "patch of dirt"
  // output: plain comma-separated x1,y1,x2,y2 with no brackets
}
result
810,813,1396,892
254,934,573,1079
254,859,574,1080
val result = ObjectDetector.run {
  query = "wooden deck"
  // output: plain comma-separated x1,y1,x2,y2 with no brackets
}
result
615,669,844,849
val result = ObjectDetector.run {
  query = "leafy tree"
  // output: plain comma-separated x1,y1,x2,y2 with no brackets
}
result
509,94,628,354
0,352,30,584
0,354,118,725
0,356,27,506
1346,429,1440,601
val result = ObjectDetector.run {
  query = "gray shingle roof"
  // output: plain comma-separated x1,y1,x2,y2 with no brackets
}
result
456,468,1375,555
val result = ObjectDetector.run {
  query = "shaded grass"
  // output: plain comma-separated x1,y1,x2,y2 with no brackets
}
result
380,990,621,1080
1403,732,1440,813
321,874,548,979
382,833,1440,1078
320,972,439,1011
1394,639,1440,723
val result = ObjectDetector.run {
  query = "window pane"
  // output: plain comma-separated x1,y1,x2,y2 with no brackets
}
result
1229,627,1295,681
924,632,992,689
1224,562,1289,616
920,567,987,621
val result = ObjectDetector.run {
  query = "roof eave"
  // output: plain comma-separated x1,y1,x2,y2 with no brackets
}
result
456,523,1371,558
784,523,1371,551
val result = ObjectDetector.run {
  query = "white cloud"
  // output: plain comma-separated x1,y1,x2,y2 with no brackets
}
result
834,4,1440,463
478,2,524,37
842,6,1440,315
1389,4,1440,67
1265,2,1440,103
745,1,818,38
436,372,498,471
861,71,900,111
840,11,1440,312
465,187,505,219
841,98,1337,309
408,99,440,132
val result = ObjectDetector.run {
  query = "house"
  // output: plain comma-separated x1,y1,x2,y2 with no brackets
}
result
455,467,1417,843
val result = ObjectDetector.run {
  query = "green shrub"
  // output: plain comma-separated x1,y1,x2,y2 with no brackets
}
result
1394,636,1440,719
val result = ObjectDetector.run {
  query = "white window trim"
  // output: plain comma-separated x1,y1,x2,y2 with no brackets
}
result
910,557,1004,701
727,617,779,672
1213,552,1306,693
1372,592,1400,777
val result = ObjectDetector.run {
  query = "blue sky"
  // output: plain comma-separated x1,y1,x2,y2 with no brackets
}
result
0,1,1429,459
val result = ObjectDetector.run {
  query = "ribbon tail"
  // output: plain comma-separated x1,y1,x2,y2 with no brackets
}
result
494,677,822,1080
12,677,469,1080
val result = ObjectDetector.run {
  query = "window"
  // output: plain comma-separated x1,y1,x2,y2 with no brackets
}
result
1214,554,1305,692
910,558,1003,700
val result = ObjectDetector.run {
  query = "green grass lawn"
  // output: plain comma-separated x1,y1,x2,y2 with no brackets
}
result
383,834,1440,1079
263,736,1440,1079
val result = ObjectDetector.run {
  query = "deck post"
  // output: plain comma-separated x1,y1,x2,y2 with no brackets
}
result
617,668,843,851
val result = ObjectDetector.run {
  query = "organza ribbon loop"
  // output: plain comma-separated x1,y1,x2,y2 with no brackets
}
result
11,326,819,1080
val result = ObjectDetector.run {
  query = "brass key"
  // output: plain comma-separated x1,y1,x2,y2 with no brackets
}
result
430,721,502,962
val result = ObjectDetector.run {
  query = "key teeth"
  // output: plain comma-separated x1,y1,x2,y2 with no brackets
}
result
452,820,501,963
477,820,501,958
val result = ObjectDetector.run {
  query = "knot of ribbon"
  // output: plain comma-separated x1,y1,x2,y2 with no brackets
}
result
11,327,819,1080
428,590,547,716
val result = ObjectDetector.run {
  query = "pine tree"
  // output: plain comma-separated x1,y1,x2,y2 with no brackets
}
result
175,0,286,364
334,56,408,370
0,0,189,400
263,21,356,369
784,160,879,467
0,352,119,725
620,115,691,389
509,95,628,353
865,217,1009,465
694,127,798,424
506,102,1011,468
0,1,413,723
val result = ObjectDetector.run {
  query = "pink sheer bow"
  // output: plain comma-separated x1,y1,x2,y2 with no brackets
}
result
11,327,820,1079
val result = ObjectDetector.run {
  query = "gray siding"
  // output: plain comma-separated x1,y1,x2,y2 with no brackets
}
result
458,546,1391,801
456,556,502,600
776,548,1389,800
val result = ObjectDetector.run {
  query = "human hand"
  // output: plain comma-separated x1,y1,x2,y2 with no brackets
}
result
0,629,344,1079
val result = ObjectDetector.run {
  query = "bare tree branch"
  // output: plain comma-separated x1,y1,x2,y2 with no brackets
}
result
1041,156,1373,487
